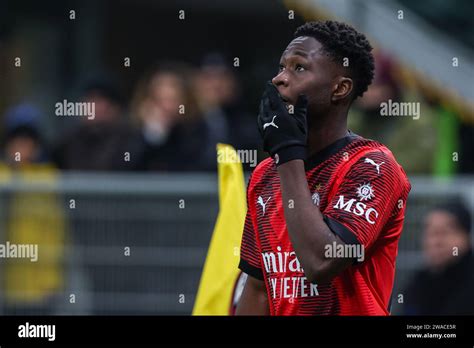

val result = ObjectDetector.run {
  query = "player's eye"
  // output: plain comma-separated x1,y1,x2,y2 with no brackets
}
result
278,64,285,72
295,64,306,72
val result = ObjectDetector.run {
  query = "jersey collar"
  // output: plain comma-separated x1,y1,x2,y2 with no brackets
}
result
304,130,360,171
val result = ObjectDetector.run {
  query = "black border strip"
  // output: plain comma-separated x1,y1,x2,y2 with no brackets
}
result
2,315,472,345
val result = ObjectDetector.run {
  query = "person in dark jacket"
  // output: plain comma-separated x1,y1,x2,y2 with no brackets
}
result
53,77,144,171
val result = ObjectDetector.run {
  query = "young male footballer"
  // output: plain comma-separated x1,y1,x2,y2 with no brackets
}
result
236,20,411,315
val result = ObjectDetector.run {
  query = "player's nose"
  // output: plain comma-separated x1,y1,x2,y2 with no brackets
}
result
272,71,289,88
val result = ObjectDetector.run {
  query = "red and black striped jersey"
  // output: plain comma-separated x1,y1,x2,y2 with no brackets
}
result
239,133,411,315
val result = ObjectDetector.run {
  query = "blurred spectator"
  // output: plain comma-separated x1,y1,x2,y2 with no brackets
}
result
2,103,49,165
349,50,437,174
350,50,402,141
192,53,259,170
403,202,474,315
131,63,216,171
52,77,143,171
0,103,66,315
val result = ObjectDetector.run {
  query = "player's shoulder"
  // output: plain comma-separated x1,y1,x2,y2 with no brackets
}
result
354,138,399,168
349,136,411,189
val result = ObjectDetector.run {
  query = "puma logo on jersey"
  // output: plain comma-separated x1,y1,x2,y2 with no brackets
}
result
364,157,384,174
311,192,320,206
257,196,272,215
263,115,279,130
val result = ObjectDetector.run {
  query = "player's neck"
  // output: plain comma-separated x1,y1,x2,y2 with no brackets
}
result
307,119,348,157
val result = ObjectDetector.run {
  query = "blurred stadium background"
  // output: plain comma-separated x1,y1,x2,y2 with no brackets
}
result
0,0,473,315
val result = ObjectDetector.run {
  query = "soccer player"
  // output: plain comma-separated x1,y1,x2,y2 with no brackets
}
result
235,20,411,315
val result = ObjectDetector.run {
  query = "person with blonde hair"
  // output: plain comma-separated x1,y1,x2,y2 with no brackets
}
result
131,63,214,171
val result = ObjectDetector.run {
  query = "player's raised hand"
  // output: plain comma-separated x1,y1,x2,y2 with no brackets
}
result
257,81,308,166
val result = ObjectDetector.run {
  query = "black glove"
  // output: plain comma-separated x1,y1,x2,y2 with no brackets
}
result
257,81,308,166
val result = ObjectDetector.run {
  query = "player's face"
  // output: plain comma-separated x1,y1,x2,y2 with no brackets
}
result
423,211,470,269
272,36,340,116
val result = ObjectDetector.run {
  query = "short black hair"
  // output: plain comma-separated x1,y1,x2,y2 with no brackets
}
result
81,76,124,106
431,201,472,235
294,20,375,100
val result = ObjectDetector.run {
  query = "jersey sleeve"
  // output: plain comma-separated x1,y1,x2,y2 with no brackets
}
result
238,174,264,280
323,150,405,253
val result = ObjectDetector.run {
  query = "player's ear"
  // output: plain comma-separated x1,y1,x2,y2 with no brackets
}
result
331,77,353,102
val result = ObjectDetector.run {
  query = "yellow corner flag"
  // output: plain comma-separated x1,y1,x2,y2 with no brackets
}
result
192,144,247,315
